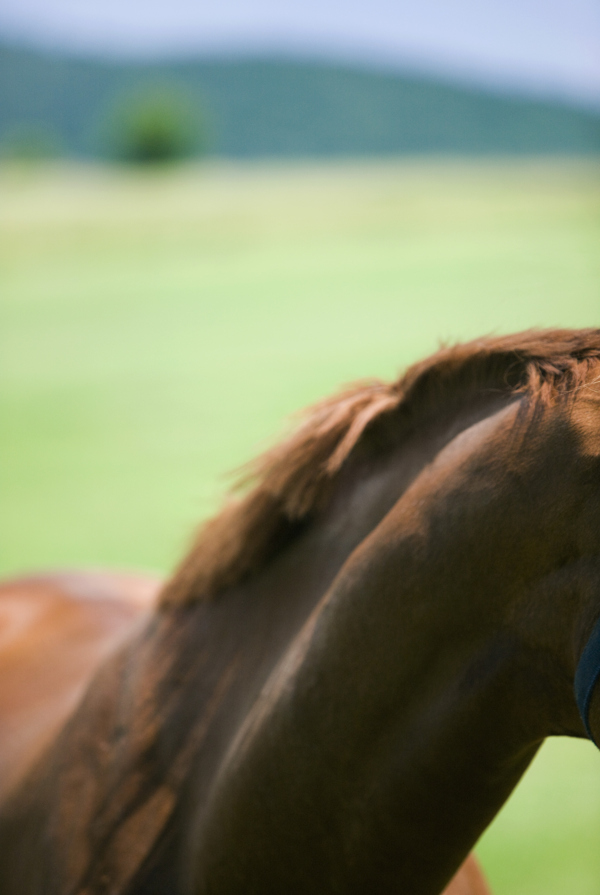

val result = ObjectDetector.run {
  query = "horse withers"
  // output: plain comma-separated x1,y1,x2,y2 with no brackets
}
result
2,328,600,895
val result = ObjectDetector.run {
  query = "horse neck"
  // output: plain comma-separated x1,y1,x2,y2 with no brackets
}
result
164,393,524,825
163,389,523,750
190,397,595,895
0,393,518,895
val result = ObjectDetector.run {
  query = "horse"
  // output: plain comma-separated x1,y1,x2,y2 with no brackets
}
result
0,573,488,895
2,327,600,895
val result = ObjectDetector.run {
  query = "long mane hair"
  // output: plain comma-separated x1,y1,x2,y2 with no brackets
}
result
160,329,600,608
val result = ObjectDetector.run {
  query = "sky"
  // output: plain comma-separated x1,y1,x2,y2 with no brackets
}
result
1,0,599,107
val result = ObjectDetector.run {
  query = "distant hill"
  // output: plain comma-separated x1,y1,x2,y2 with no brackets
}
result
1,42,598,158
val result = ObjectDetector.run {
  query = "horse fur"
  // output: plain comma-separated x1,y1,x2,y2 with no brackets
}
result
3,327,600,895
162,328,600,606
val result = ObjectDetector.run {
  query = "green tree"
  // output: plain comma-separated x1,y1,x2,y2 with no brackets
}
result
106,85,208,164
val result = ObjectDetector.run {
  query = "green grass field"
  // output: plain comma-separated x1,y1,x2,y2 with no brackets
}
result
1,156,599,893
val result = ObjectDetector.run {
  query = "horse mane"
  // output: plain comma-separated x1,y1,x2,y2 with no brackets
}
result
160,328,600,608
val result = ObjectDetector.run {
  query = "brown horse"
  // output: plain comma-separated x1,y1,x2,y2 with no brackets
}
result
0,573,488,895
2,328,600,894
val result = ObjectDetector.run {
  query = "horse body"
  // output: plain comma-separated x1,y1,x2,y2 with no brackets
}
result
1,329,599,894
0,573,489,895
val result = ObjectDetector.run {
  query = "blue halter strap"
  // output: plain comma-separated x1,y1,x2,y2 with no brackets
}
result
574,614,600,744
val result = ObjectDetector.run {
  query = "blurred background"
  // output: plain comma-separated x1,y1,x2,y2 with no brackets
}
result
1,2,599,893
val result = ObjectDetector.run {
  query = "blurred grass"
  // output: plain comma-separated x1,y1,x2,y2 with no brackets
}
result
1,156,599,894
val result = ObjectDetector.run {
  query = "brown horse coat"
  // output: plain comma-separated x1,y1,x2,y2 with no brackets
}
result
0,572,488,894
0,572,159,803
2,328,600,894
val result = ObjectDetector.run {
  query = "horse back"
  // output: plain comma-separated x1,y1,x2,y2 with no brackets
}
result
0,571,161,802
